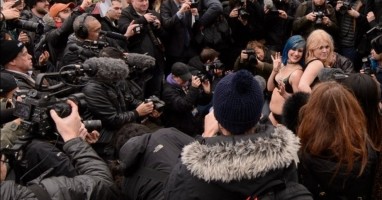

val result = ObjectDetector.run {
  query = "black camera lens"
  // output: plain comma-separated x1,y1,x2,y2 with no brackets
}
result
83,120,102,132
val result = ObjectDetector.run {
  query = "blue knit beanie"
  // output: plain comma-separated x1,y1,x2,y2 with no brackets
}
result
213,70,264,135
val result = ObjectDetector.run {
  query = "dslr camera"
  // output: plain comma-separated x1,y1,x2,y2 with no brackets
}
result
238,8,250,20
196,71,209,82
7,19,44,34
144,95,165,112
243,49,258,65
339,1,352,15
205,60,225,72
314,11,326,24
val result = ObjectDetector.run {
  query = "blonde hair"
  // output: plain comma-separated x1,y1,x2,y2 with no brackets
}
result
305,30,334,67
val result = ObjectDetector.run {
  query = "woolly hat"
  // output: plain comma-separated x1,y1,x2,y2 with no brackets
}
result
0,40,25,66
0,72,17,97
213,70,264,135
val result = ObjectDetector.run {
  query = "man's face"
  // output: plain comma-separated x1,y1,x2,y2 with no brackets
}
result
131,0,149,14
10,47,33,73
107,1,123,21
34,0,50,15
313,0,325,6
87,20,102,41
57,7,73,22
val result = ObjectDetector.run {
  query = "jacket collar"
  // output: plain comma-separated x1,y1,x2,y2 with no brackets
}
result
181,125,300,183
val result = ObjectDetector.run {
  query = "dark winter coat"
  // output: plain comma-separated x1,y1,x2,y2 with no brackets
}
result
299,147,377,199
1,138,117,200
119,128,194,200
82,80,142,144
161,78,212,136
164,125,313,200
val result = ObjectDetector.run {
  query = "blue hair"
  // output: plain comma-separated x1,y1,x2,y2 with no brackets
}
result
282,35,306,66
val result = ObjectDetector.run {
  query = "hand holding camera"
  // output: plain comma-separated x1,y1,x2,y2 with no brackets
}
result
50,100,82,142
191,75,202,88
136,101,154,117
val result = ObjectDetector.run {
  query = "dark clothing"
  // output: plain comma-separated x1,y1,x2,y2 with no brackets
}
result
1,138,117,200
118,6,166,98
82,80,142,144
164,125,313,200
332,52,355,73
161,75,212,136
100,17,128,51
233,54,273,81
299,147,377,199
3,70,35,90
293,1,338,39
120,128,194,200
13,139,77,184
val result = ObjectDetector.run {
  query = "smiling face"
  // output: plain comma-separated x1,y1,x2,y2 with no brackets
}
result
288,48,304,63
312,43,330,61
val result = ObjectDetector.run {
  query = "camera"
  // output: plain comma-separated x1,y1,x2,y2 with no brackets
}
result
83,120,102,132
339,2,351,15
314,11,325,24
133,24,143,34
196,71,209,82
7,19,44,34
362,57,376,75
144,95,165,112
205,60,225,72
190,2,198,8
243,48,258,65
13,90,87,138
238,8,250,19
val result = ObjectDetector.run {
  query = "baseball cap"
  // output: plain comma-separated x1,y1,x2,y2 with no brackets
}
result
49,3,75,18
172,62,192,81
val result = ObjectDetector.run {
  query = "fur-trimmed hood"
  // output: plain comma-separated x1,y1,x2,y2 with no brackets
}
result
181,125,300,183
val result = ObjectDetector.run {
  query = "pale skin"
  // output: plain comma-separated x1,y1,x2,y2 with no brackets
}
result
267,49,303,125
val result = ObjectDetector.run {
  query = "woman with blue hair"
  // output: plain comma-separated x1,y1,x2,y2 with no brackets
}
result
267,35,306,126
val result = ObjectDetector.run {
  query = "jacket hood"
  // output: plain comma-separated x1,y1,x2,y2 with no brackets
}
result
181,125,300,183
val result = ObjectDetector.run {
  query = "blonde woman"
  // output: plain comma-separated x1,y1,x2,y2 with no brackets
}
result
298,29,334,93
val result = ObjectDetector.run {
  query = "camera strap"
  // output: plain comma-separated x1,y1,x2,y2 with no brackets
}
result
146,24,165,53
28,184,52,200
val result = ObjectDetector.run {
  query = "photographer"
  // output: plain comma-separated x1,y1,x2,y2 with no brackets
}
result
1,100,118,200
161,62,212,137
293,0,338,40
233,40,274,81
118,0,166,98
263,0,301,52
334,0,368,70
81,57,156,159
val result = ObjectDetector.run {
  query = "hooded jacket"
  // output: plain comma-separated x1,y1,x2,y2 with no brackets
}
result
1,138,118,200
164,125,312,200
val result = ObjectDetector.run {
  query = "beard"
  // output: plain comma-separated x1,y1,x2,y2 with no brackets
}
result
36,7,48,15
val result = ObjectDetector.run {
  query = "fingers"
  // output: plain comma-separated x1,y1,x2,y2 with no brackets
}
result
67,100,78,114
50,109,60,122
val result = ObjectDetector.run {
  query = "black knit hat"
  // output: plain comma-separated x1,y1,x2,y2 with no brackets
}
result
213,70,264,135
0,40,25,66
0,72,17,97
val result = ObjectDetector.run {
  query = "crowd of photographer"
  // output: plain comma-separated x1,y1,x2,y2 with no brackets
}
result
1,0,382,199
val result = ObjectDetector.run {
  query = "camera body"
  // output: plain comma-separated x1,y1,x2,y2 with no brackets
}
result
145,95,165,112
190,2,198,8
13,90,87,138
133,24,144,34
243,49,258,65
205,60,225,72
339,2,351,15
238,8,250,19
196,71,209,82
314,11,326,24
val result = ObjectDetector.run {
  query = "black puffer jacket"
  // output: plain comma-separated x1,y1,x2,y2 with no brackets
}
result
119,128,194,200
164,125,313,200
1,138,117,200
